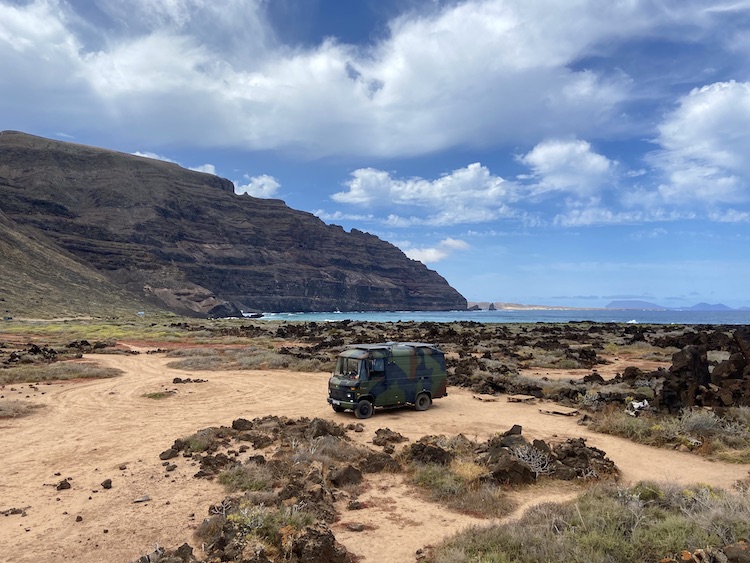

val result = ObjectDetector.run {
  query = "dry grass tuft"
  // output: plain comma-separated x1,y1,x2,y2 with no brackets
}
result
0,400,44,418
427,482,750,563
0,361,122,384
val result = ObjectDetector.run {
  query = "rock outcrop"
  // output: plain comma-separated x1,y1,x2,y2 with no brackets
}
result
0,131,466,316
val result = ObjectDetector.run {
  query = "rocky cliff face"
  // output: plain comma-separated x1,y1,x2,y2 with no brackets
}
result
0,131,466,316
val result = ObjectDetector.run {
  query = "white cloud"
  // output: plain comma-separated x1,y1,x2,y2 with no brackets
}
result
0,0,650,156
189,164,216,175
518,139,615,197
651,80,750,204
629,228,668,240
552,207,695,227
312,210,375,222
133,151,216,175
708,209,750,222
332,163,516,226
402,238,470,264
234,174,281,198
132,151,178,163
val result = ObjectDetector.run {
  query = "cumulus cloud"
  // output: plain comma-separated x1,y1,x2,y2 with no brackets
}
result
132,151,178,163
0,0,652,156
651,80,750,204
234,174,281,198
189,164,216,174
313,210,375,222
132,151,216,175
402,238,470,264
518,139,615,197
708,209,750,222
332,163,516,226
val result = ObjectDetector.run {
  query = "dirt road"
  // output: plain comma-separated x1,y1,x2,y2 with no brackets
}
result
1,350,748,563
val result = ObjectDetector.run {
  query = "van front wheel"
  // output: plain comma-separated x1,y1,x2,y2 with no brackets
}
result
355,400,373,419
415,392,431,411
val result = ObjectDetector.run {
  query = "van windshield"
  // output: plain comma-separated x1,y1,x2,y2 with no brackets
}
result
335,357,364,380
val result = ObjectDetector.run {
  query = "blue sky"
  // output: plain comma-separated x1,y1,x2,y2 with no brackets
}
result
2,0,750,308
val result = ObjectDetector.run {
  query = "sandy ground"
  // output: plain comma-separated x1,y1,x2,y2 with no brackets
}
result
1,349,749,563
518,356,669,381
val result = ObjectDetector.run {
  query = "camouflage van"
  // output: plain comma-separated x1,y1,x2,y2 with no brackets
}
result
327,342,447,419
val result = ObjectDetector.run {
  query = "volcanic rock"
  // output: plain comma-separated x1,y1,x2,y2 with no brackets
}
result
328,465,362,488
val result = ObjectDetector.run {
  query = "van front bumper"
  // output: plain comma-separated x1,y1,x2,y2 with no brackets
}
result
328,397,356,409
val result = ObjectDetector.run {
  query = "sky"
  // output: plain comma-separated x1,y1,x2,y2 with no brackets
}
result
2,0,750,308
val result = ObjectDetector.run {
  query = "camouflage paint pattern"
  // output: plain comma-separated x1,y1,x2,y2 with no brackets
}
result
327,342,447,411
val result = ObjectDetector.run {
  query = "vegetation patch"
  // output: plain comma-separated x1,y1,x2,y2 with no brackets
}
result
401,429,617,518
165,346,330,372
0,361,122,384
587,405,750,463
142,390,176,400
426,482,750,563
410,460,516,517
0,400,44,419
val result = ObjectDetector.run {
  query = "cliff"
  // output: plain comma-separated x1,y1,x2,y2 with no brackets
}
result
0,131,466,317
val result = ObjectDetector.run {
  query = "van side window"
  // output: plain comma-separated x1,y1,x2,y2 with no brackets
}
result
369,358,385,375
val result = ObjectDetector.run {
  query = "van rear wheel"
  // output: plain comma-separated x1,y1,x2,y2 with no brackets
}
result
415,392,431,411
355,399,373,419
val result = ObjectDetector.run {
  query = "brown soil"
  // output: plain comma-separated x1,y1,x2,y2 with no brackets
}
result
1,347,748,563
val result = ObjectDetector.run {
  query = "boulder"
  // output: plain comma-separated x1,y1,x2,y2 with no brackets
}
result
231,418,254,431
328,465,362,488
488,453,535,485
372,427,408,446
711,353,747,384
288,524,354,563
404,442,452,465
660,345,710,412
553,437,618,480
305,418,346,439
735,328,750,363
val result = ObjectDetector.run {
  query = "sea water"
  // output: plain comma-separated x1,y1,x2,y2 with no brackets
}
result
250,309,750,325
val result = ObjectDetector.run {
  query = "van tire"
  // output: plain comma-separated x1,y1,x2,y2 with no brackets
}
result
415,392,431,411
332,405,345,413
355,400,373,419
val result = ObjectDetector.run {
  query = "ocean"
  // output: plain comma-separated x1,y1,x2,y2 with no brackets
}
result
250,309,750,325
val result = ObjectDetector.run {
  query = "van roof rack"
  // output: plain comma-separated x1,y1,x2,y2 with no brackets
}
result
345,342,440,350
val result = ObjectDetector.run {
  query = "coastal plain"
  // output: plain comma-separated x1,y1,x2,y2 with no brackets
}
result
1,319,749,562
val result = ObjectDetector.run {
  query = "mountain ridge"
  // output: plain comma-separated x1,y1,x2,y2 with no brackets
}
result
0,131,466,317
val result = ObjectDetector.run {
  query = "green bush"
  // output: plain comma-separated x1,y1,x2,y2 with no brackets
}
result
588,406,750,461
217,464,273,492
410,462,515,518
227,504,315,547
142,391,175,399
427,483,750,563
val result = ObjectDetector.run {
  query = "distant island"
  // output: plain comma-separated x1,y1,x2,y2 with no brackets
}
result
468,300,748,311
604,300,741,311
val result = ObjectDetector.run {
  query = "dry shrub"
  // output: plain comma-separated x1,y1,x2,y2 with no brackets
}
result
165,346,327,372
427,482,750,563
589,405,750,462
291,435,368,465
217,463,274,492
410,462,515,518
0,400,44,418
195,514,225,545
450,459,485,482
0,361,121,384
